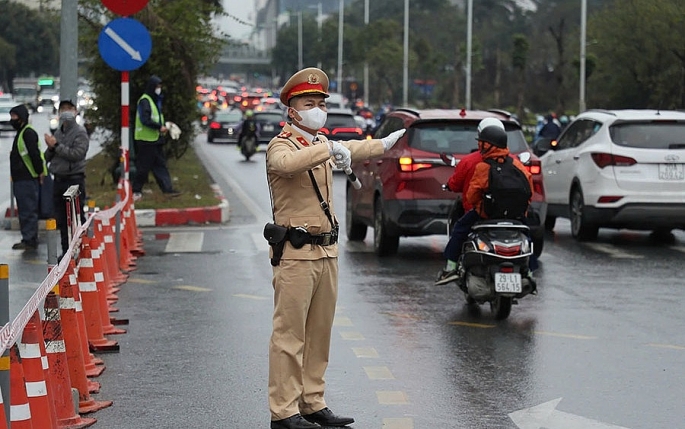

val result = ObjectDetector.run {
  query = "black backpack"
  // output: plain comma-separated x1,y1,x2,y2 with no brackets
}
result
482,157,532,219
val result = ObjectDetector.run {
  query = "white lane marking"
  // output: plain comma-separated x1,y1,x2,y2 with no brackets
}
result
352,347,379,358
364,366,395,380
382,417,414,428
333,315,353,327
669,245,685,254
340,331,365,340
252,232,270,252
377,391,409,405
583,243,643,259
173,285,212,292
233,293,270,301
509,398,632,429
165,232,204,253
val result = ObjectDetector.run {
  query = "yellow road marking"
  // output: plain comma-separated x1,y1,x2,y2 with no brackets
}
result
340,331,365,340
128,278,158,284
647,343,685,350
333,316,353,327
381,312,422,321
173,285,212,292
25,259,44,265
382,418,414,428
352,347,379,358
364,366,395,380
534,330,598,340
233,293,269,300
377,391,409,405
449,321,496,329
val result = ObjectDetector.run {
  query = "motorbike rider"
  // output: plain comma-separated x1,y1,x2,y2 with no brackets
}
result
238,109,260,149
435,123,534,285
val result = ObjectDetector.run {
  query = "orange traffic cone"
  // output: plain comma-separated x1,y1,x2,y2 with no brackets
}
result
89,235,127,333
0,387,8,429
19,317,58,429
9,344,33,429
76,242,119,353
58,275,113,414
27,312,60,427
101,216,128,284
66,259,106,374
92,219,121,295
43,292,97,428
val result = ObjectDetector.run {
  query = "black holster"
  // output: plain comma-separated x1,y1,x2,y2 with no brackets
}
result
263,223,288,266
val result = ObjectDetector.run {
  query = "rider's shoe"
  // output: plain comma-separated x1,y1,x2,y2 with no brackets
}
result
435,269,459,285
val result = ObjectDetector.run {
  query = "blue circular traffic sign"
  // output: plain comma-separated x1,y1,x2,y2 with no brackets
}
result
98,18,152,71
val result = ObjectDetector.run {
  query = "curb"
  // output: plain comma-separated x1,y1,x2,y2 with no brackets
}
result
3,184,230,230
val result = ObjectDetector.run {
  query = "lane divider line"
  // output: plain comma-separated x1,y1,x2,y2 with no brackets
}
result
172,285,212,292
449,321,496,329
376,391,410,405
352,347,379,358
340,331,365,341
583,243,643,259
165,232,204,253
233,293,269,300
533,330,598,340
382,417,414,428
364,366,395,380
333,316,353,327
646,343,685,350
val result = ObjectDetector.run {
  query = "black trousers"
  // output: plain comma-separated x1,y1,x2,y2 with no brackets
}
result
132,143,174,193
52,176,86,255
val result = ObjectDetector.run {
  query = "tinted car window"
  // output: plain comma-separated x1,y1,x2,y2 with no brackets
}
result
408,121,529,154
325,113,357,128
556,119,600,149
254,112,282,123
610,122,685,149
374,117,404,138
215,111,242,122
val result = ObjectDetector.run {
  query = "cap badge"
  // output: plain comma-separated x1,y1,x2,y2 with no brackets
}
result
307,73,319,85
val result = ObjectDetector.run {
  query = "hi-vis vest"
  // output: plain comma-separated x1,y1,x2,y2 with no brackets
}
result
18,125,48,178
134,94,165,142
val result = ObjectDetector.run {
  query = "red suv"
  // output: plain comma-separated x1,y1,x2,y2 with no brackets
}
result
345,108,547,256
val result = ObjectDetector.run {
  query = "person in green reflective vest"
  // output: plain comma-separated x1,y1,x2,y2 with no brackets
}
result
132,75,181,201
9,104,47,250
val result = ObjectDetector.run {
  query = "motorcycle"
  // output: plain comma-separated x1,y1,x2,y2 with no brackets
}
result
239,134,257,161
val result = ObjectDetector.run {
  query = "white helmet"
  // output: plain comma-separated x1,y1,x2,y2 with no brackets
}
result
477,117,505,133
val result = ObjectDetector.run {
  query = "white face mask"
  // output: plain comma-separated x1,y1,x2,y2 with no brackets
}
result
155,87,162,95
294,107,327,131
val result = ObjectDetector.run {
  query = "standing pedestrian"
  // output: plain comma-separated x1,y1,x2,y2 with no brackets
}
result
44,99,89,258
265,67,405,429
132,75,181,201
9,104,47,250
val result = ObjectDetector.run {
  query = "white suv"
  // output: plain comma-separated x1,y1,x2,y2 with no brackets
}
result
534,109,685,240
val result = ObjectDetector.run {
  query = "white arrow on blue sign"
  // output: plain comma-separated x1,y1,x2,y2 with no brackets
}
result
98,18,152,71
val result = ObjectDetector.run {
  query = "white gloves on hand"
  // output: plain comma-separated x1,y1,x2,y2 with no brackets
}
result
330,141,352,169
165,121,182,140
382,129,406,151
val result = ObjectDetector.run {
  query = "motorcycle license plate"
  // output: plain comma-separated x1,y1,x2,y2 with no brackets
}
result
263,124,274,132
495,273,522,293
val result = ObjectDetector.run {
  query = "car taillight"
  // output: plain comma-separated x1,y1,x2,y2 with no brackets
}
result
598,196,623,203
591,153,637,168
319,127,330,134
234,96,241,102
525,159,542,175
279,121,286,127
398,157,433,172
209,122,220,129
332,127,363,135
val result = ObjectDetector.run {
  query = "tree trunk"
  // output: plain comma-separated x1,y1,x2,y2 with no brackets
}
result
494,48,502,107
452,43,462,108
549,18,566,113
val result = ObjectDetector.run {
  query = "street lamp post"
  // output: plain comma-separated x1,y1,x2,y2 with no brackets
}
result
298,11,303,70
402,0,409,106
363,0,369,106
465,0,473,109
337,0,344,94
579,0,587,112
317,3,322,69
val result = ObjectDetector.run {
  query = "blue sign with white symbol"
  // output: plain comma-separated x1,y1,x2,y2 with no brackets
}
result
98,18,152,71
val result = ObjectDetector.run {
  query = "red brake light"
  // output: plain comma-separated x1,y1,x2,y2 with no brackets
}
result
591,153,637,168
279,121,286,127
398,157,432,172
494,246,521,257
459,108,466,117
319,127,330,134
598,196,623,203
525,159,542,175
331,127,363,135
209,122,220,129
498,265,515,272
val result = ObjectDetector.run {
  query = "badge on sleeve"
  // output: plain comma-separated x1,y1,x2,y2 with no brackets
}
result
296,136,309,147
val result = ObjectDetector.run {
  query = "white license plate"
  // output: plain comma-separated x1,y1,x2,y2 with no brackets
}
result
263,124,274,132
494,273,522,293
658,163,684,181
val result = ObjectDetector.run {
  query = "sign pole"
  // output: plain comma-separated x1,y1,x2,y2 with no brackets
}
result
121,71,130,181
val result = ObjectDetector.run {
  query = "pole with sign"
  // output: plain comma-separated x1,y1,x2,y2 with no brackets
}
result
98,1,151,182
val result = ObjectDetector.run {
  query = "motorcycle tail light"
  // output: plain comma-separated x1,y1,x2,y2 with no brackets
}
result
494,244,521,256
499,266,514,273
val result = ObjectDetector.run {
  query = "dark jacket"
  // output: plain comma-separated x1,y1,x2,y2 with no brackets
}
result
136,75,164,142
9,105,43,181
44,120,90,177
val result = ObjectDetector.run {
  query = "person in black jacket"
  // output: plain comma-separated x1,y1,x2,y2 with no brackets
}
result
9,104,46,250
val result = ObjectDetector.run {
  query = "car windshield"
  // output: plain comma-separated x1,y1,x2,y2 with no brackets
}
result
0,105,12,113
13,88,36,96
610,122,685,149
409,121,529,154
325,113,357,128
255,113,282,123
215,110,242,122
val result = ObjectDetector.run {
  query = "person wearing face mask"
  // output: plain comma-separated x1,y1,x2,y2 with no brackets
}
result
132,75,181,201
265,67,405,429
9,104,47,250
44,99,90,258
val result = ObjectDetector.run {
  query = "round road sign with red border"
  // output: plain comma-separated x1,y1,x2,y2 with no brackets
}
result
101,0,149,16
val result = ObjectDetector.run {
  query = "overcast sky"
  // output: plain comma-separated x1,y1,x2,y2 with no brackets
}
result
219,1,256,41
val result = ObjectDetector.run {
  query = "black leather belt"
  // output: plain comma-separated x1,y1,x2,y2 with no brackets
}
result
309,233,337,246
54,173,85,181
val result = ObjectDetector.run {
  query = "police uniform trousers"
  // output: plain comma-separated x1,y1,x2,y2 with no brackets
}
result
269,257,338,420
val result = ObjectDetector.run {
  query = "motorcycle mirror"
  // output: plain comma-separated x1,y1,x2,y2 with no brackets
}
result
440,152,457,166
518,151,531,165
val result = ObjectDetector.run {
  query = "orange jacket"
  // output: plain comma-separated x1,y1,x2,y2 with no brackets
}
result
465,147,534,218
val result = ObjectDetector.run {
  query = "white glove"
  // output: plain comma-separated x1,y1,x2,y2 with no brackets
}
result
165,121,182,140
330,141,351,169
382,128,406,151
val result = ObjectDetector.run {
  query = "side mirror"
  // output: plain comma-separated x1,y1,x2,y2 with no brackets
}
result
532,137,555,156
440,152,457,167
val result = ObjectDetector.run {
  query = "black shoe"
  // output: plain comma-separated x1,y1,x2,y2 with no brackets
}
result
163,190,182,197
12,241,37,250
435,269,459,285
271,414,321,429
302,408,354,427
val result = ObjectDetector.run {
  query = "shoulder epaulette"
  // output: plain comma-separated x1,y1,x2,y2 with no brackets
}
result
277,131,292,138
296,136,309,146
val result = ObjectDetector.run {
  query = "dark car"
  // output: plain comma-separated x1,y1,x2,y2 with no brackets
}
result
207,109,243,143
253,111,284,144
346,108,547,256
320,108,364,141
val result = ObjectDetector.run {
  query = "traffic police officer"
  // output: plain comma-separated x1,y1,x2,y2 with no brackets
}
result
266,67,405,429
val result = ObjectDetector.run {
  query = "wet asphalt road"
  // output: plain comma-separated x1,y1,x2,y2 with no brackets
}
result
2,132,684,428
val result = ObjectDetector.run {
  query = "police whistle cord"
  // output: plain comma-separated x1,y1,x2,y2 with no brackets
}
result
0,180,133,354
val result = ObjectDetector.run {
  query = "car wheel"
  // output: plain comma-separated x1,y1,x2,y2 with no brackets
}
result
650,228,675,244
570,188,598,241
544,215,556,232
373,196,399,256
346,190,367,241
207,135,214,143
